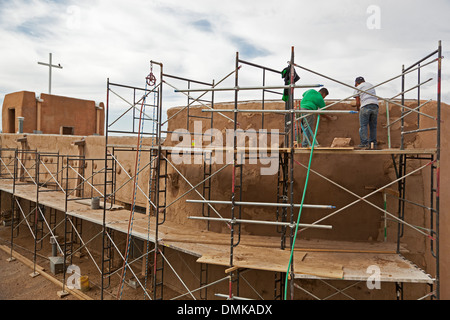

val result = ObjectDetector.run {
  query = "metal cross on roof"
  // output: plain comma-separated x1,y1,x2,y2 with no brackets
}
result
38,53,63,95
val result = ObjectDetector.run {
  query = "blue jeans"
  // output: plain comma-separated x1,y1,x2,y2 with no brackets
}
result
300,109,317,147
359,104,378,146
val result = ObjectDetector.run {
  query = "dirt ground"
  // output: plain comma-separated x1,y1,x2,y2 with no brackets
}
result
0,223,184,301
0,243,78,300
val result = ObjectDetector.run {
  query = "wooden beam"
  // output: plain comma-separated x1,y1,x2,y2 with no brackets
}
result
225,266,240,274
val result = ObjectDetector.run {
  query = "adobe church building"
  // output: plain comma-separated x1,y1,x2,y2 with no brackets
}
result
2,91,105,136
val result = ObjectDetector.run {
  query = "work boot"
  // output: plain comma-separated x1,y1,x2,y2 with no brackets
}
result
355,144,369,150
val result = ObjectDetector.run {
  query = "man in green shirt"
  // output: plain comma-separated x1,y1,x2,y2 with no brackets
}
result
298,88,330,148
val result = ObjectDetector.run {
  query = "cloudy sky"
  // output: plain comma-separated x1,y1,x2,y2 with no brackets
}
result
0,0,449,131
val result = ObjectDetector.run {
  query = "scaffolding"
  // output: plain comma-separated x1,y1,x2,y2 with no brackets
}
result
0,41,442,300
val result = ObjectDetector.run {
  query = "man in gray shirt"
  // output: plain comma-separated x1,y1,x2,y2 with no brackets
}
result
353,76,379,149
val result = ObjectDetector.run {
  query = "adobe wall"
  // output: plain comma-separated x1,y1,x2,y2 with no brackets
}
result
1,91,37,133
37,94,105,136
161,99,447,299
162,99,420,239
0,98,447,299
0,134,153,208
2,91,105,136
416,102,450,299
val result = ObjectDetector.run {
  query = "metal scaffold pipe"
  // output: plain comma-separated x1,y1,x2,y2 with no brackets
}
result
201,109,358,114
188,216,332,230
174,84,323,93
186,199,335,209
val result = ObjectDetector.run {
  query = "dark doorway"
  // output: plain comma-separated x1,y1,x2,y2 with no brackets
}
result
8,108,15,133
